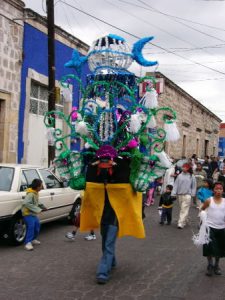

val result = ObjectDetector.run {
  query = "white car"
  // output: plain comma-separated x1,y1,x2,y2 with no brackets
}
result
0,164,81,245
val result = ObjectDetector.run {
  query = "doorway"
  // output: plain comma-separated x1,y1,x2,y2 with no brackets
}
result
204,140,209,157
182,135,186,158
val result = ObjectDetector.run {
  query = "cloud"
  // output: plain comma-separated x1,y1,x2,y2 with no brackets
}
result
23,0,225,121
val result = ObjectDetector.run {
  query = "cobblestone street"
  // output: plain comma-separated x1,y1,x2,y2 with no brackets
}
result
0,200,225,300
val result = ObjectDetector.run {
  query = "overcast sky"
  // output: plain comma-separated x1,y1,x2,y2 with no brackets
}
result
23,0,225,121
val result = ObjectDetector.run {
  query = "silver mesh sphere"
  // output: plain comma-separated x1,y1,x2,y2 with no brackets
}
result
88,35,133,73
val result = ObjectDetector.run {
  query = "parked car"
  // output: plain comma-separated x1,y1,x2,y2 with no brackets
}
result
0,164,82,245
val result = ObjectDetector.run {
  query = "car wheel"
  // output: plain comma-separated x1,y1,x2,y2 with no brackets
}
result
68,198,81,225
9,214,26,245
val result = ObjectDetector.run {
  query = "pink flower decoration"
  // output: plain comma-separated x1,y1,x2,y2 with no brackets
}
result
127,139,138,148
71,107,78,121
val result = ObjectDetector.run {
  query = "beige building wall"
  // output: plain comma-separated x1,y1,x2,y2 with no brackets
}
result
0,0,24,162
147,72,221,159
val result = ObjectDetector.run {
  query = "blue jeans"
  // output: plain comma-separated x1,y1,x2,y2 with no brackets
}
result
161,207,172,224
96,224,118,281
24,215,40,244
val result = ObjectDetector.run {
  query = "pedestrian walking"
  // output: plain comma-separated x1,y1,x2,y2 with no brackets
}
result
196,179,213,209
201,182,225,276
65,194,96,241
22,179,46,251
145,180,157,206
193,162,207,205
214,165,225,190
202,156,212,178
172,163,196,229
161,163,175,194
209,157,219,178
80,156,145,284
159,184,175,225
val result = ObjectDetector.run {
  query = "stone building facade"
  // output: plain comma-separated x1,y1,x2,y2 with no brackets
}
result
0,0,24,162
146,72,221,159
0,0,89,164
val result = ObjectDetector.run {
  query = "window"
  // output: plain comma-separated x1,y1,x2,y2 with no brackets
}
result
22,169,41,188
196,139,199,157
204,140,209,157
19,172,29,191
30,81,64,117
39,169,61,189
0,167,14,191
182,135,186,158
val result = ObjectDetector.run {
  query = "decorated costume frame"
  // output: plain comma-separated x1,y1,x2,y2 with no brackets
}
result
44,34,179,193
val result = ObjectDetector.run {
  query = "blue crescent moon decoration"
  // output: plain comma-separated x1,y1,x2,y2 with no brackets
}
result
132,37,158,67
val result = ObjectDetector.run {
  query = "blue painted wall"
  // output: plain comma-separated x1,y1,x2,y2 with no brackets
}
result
18,23,89,162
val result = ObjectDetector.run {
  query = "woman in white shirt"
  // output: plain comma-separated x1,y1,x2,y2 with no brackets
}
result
201,182,225,276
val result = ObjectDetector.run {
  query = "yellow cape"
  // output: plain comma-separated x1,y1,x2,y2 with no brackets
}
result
80,182,145,238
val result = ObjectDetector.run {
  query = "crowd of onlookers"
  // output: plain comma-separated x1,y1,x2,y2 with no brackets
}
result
143,154,225,277
143,154,225,228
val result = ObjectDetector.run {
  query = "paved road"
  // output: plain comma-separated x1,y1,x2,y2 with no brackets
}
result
0,200,225,300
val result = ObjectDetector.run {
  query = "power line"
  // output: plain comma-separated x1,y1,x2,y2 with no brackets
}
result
74,0,105,35
160,60,225,66
59,0,139,39
136,0,225,43
59,0,225,77
106,0,225,64
145,43,225,55
176,77,225,82
118,0,225,45
119,0,225,32
105,0,207,51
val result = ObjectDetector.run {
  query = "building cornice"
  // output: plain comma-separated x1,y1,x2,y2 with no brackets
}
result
147,71,222,123
24,8,89,53
5,0,25,11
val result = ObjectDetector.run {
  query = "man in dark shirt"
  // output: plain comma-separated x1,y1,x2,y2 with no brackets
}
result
202,156,212,178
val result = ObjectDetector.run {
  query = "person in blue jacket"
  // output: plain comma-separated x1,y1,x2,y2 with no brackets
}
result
196,178,213,208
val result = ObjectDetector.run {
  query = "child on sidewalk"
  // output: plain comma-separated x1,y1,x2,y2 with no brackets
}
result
158,184,175,225
201,182,225,276
22,179,46,251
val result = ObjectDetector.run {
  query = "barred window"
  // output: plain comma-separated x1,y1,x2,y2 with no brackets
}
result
30,81,64,117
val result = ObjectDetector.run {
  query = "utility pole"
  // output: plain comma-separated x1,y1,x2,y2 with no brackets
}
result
47,0,55,166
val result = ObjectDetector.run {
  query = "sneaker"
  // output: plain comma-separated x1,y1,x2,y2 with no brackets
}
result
24,242,34,251
32,239,41,245
206,264,214,276
214,266,222,275
65,231,76,240
96,276,108,284
84,234,96,241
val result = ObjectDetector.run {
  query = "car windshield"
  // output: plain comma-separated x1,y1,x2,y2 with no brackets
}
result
0,167,14,191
